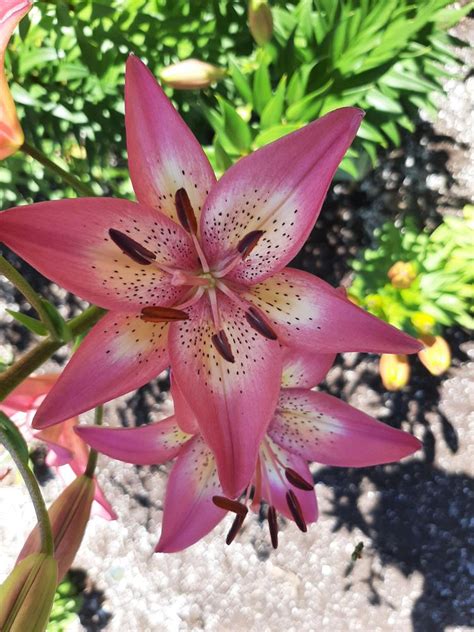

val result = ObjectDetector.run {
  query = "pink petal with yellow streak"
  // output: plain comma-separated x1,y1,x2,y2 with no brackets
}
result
269,388,422,467
156,436,226,553
169,294,282,498
0,198,194,311
260,438,318,524
125,55,216,226
246,268,422,354
281,347,336,388
33,312,169,429
0,1,31,159
200,108,363,284
75,416,191,465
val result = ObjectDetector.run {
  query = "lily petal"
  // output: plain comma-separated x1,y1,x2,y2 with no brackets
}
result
169,294,282,498
246,268,422,354
0,198,194,311
200,108,363,284
33,312,169,429
125,55,216,226
260,438,318,524
75,416,190,465
281,347,336,388
170,372,200,434
0,1,31,159
156,436,226,553
269,388,422,466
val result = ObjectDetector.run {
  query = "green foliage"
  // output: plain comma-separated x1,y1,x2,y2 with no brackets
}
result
47,574,83,632
349,207,474,335
203,0,471,177
1,0,470,209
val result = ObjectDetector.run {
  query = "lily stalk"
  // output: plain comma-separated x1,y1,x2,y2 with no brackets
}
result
0,419,54,556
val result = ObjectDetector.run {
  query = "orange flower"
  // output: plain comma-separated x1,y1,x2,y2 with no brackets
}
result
379,353,410,391
418,335,451,376
387,261,417,289
0,1,31,160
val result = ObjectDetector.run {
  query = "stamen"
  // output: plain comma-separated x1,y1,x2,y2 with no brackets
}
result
212,496,248,517
285,467,314,491
140,306,189,323
245,306,278,340
175,188,198,235
226,513,246,545
285,490,307,533
267,506,278,549
237,230,265,259
211,329,235,363
109,228,156,265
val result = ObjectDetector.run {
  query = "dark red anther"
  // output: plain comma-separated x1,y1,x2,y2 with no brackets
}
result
226,513,246,545
286,490,307,533
109,228,156,265
211,329,235,363
285,467,314,491
141,306,189,323
212,496,248,517
175,188,198,234
245,306,277,340
267,505,278,549
237,230,264,259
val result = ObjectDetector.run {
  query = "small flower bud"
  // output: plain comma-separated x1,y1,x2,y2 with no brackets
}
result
248,0,273,46
17,474,95,582
411,312,436,335
379,354,410,391
418,335,451,376
159,59,225,90
0,552,57,632
387,261,417,289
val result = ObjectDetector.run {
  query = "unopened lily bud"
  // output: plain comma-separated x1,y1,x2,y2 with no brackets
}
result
248,0,273,46
418,335,451,376
411,312,436,336
17,474,95,582
387,261,417,289
0,552,57,632
159,59,225,90
379,354,410,391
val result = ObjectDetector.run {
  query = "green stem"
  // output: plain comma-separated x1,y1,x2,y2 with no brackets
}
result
0,306,105,401
0,428,54,555
85,406,103,478
21,141,96,197
0,255,60,339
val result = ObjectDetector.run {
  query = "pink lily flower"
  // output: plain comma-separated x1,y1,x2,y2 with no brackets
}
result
76,350,421,552
0,56,421,497
0,374,116,520
0,1,31,160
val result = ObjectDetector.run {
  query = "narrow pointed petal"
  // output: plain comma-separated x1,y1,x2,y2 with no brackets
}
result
76,416,191,465
0,1,32,159
260,438,318,524
246,268,422,354
0,374,55,415
170,373,200,434
200,108,363,284
169,294,282,498
125,55,216,225
36,418,82,467
33,313,169,429
0,198,194,311
281,347,336,388
156,436,226,553
269,388,422,466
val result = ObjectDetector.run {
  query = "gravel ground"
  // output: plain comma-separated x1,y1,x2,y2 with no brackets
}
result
1,17,473,632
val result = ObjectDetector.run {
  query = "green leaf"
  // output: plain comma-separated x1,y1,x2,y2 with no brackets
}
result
253,123,303,147
253,63,273,116
40,300,73,342
286,78,334,121
229,59,253,104
218,97,252,154
0,412,29,466
365,90,402,114
261,76,287,128
6,310,48,336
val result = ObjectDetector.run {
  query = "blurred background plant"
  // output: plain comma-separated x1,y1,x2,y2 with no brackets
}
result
47,573,83,632
1,0,472,208
349,206,474,389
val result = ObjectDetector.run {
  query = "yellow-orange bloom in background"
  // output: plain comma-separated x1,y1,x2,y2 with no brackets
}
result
0,0,31,160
